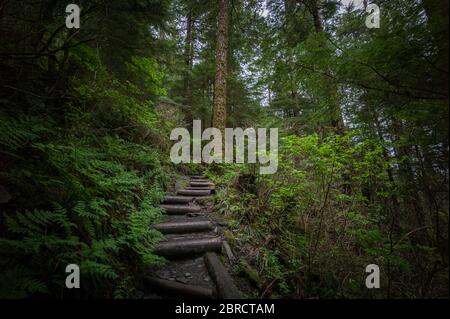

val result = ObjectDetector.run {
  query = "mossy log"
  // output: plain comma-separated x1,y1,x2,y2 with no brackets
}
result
204,252,243,299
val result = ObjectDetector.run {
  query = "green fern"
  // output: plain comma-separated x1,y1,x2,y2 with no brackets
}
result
0,113,42,151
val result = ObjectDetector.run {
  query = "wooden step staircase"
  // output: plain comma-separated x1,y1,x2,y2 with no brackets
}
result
143,176,242,299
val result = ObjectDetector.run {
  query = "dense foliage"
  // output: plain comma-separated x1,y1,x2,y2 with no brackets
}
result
0,0,175,298
1,0,448,298
205,0,448,298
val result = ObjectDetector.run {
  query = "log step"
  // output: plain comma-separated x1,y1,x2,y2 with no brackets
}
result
186,212,207,218
153,220,213,234
177,189,212,196
160,204,201,215
204,252,243,299
191,175,207,179
184,186,215,191
163,195,195,204
184,187,216,194
191,179,209,183
144,277,215,299
190,181,214,187
155,237,222,258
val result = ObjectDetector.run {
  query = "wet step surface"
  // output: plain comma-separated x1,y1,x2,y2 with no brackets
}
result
160,204,202,214
176,189,213,196
153,220,213,234
163,195,195,204
155,236,222,258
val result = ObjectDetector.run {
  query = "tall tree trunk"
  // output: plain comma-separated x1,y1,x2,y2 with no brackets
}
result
389,117,428,241
306,0,345,135
212,0,230,132
184,11,194,105
308,0,323,33
422,0,449,97
184,9,194,128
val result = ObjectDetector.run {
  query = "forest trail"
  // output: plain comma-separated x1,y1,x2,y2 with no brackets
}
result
1,0,447,300
143,176,242,299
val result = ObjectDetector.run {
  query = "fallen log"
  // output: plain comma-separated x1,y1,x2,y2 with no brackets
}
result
143,277,215,299
160,204,201,215
222,241,235,263
204,252,243,299
163,195,195,204
153,220,213,234
155,237,222,258
177,189,212,196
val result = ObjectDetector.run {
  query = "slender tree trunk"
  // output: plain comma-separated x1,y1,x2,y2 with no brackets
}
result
422,0,449,97
184,11,194,105
309,0,323,33
389,118,428,242
212,0,230,132
306,0,345,135
184,9,194,128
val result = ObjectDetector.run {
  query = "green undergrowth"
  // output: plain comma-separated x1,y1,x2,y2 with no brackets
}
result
206,132,448,298
0,38,180,297
0,109,175,298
